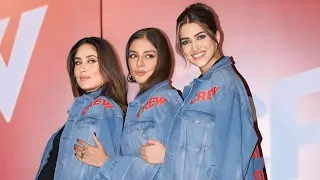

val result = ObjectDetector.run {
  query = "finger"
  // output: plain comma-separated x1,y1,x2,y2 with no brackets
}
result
141,154,147,162
93,133,103,148
74,148,83,159
140,145,146,152
77,139,93,149
75,152,83,162
140,149,145,157
74,144,85,152
146,139,160,145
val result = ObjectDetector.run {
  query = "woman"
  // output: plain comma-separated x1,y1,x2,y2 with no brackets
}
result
74,28,183,179
141,3,265,180
35,37,127,180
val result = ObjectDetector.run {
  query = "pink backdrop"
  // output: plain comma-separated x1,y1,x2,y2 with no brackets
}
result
0,0,319,179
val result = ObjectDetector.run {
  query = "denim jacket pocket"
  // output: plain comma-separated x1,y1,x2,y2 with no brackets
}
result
134,120,157,146
182,110,215,151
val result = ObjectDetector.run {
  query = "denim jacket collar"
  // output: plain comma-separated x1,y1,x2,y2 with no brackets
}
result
134,80,169,105
81,88,103,100
197,56,232,82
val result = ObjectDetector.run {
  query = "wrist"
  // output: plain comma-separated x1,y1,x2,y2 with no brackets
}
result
98,155,109,167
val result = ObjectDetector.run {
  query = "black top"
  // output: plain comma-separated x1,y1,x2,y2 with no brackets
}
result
38,125,65,180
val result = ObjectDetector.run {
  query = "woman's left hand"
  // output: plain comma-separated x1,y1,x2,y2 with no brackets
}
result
74,133,109,168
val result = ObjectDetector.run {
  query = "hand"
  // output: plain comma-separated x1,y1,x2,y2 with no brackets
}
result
140,139,166,164
74,133,109,168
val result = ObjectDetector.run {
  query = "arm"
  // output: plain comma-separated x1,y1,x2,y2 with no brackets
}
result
75,135,161,180
73,114,123,179
140,101,182,164
215,88,258,179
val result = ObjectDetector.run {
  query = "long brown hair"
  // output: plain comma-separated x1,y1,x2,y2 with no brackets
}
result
67,37,127,113
125,28,173,95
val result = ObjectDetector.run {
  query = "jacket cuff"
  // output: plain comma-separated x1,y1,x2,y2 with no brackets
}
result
94,157,118,180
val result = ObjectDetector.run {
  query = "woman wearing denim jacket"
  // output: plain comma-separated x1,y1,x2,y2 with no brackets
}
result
141,3,266,180
35,37,127,180
74,28,183,179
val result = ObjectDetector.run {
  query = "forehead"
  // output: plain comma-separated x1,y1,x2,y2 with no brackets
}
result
75,44,97,57
129,37,157,52
179,22,205,38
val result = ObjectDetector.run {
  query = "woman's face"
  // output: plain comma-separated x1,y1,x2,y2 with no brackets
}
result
179,22,220,74
128,37,158,85
74,44,104,92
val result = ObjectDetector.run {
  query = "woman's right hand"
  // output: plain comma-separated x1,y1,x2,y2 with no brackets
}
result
74,133,109,168
140,140,166,164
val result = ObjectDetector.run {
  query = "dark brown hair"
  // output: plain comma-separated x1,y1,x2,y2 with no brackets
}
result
176,3,219,56
125,28,173,95
67,37,127,113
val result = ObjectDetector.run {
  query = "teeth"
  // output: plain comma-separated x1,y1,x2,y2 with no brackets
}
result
192,52,205,58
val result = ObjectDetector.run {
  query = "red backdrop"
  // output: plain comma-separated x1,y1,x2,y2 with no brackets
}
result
0,0,319,179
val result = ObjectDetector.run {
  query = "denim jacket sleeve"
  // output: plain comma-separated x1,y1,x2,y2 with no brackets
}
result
215,87,258,179
74,98,124,179
93,89,182,180
35,131,58,180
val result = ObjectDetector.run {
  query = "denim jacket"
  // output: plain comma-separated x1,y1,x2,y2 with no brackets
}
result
158,56,260,180
93,80,183,180
35,88,124,180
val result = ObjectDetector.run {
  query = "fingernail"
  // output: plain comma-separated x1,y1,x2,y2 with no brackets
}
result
94,132,96,136
77,139,79,142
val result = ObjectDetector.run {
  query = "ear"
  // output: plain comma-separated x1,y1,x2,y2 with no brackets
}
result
215,31,221,44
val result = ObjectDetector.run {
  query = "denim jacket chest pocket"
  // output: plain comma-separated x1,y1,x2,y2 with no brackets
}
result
122,103,160,156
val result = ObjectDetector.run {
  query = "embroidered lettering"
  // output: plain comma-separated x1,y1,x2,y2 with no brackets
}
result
82,98,114,115
254,169,265,180
136,97,167,118
190,86,220,104
252,146,261,159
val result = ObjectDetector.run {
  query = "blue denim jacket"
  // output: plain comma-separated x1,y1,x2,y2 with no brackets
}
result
158,56,259,180
93,80,183,180
35,88,124,180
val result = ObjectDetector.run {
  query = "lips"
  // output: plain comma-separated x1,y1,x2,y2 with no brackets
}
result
191,51,206,60
80,76,90,81
134,71,147,76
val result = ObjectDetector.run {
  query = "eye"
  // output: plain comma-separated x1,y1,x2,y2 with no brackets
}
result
181,40,189,46
197,34,206,40
88,59,97,63
129,54,137,59
145,54,155,59
74,61,81,65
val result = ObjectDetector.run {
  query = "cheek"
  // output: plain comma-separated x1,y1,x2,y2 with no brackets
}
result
128,60,135,72
149,61,157,72
182,45,191,55
74,66,80,77
204,39,216,50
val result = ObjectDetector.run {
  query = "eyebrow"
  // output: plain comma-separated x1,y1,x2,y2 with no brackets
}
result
180,31,206,41
74,55,97,60
129,50,157,53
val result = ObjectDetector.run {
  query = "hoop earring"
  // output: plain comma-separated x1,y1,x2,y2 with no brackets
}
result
127,73,136,83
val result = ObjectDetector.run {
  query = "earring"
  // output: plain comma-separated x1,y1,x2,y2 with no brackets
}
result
127,73,136,83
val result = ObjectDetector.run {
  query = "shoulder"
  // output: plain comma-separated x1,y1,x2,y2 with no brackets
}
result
82,95,123,118
151,85,182,105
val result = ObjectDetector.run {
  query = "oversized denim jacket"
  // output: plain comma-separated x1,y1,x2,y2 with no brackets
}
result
35,88,124,180
158,56,261,180
93,80,183,180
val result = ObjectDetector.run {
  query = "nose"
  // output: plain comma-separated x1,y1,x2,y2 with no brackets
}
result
191,40,200,52
79,63,87,73
136,57,145,68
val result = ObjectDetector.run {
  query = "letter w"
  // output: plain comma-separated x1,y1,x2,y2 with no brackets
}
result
0,6,48,122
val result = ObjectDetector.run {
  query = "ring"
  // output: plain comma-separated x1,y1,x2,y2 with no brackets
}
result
81,150,85,158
